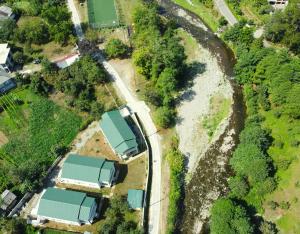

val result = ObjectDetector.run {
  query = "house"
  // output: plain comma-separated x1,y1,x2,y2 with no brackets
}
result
100,110,138,159
0,69,15,94
59,154,117,188
36,188,97,225
0,6,14,20
0,190,17,214
127,189,144,210
267,0,288,9
0,44,14,73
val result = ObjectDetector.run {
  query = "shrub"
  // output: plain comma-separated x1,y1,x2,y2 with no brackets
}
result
166,138,184,234
218,16,228,27
279,201,290,210
276,158,291,170
274,140,284,149
267,201,278,210
154,106,176,129
273,110,281,119
291,139,300,148
105,39,129,59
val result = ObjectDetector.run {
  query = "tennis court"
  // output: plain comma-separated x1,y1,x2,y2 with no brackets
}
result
87,0,119,28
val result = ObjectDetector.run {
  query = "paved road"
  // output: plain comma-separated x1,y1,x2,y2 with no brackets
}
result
67,0,84,40
214,0,238,26
66,1,162,233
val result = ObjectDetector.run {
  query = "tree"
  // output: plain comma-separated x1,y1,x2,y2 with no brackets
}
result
154,106,175,128
228,176,249,198
264,2,300,55
210,198,253,234
230,144,270,184
90,102,105,119
105,39,129,59
155,67,177,105
239,123,272,152
41,5,73,44
41,58,58,73
218,16,228,27
13,51,26,65
0,18,16,41
16,18,49,44
259,221,278,234
285,84,300,119
29,73,52,96
224,22,254,46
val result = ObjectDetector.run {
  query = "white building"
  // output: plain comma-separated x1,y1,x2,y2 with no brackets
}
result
267,0,288,9
58,154,117,188
0,44,14,73
0,5,15,20
36,188,98,226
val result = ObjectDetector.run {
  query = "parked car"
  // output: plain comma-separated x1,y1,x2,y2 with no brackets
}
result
33,59,41,64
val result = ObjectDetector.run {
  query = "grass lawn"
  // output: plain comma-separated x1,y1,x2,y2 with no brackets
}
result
74,0,88,23
0,88,82,193
114,154,147,196
42,229,77,234
240,2,270,24
172,0,220,32
202,93,231,139
16,16,75,61
116,0,142,25
176,28,199,63
261,111,300,233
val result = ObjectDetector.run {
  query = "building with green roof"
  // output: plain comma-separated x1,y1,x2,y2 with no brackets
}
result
37,188,97,225
59,154,117,188
100,110,138,159
127,189,144,210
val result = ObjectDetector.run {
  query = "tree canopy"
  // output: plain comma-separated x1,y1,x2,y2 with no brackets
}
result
210,198,253,234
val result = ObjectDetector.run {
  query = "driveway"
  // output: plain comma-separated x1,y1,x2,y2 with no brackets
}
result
214,0,238,26
66,1,162,233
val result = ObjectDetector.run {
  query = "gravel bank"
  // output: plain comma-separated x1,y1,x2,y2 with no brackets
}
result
176,34,233,175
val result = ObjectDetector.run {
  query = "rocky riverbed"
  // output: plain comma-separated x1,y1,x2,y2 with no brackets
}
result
158,0,247,233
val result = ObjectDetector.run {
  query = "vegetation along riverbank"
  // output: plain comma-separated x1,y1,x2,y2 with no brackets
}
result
210,2,300,233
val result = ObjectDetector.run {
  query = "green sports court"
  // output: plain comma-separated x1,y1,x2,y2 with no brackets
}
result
87,0,119,28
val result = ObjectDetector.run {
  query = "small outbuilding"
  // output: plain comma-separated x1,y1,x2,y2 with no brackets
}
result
0,44,14,73
0,5,14,20
0,189,17,214
127,189,144,210
37,188,97,225
59,154,117,188
0,69,15,94
100,110,138,159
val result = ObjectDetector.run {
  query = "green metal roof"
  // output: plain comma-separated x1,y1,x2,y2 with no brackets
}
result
61,154,115,184
79,197,95,221
37,188,95,223
127,189,144,209
100,110,138,155
99,161,115,182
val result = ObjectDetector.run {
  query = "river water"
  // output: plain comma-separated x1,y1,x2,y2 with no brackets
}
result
157,1,246,233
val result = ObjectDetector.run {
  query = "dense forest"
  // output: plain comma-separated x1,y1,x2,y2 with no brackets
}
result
0,0,73,44
132,3,187,128
211,7,300,233
0,0,74,66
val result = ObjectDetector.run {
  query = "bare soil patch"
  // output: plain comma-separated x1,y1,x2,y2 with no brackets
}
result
114,154,147,196
0,131,8,147
78,131,120,162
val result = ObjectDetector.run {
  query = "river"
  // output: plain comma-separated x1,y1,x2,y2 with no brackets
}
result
157,1,246,233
